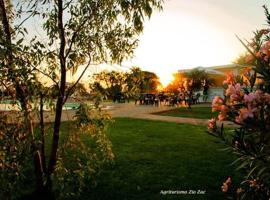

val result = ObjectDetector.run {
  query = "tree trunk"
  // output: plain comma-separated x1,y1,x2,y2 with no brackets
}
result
0,0,45,194
46,0,66,192
40,94,46,172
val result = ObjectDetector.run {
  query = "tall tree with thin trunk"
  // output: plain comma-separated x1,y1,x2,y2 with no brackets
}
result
0,0,163,198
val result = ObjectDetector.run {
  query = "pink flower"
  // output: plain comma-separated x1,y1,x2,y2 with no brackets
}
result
221,177,232,193
216,105,228,121
242,107,255,118
235,117,241,124
221,183,229,193
258,41,270,62
213,96,223,104
254,90,263,103
223,73,234,85
225,84,242,102
260,46,270,56
225,85,236,96
230,94,239,102
225,177,232,185
244,93,256,104
208,118,217,131
212,96,224,112
249,179,259,188
236,106,257,123
212,99,228,121
220,105,227,111
218,113,226,121
235,83,241,91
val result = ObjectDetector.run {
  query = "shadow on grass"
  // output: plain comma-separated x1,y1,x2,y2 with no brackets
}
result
152,106,218,119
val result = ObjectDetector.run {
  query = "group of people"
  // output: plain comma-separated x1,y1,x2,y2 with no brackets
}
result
112,89,208,108
135,91,203,108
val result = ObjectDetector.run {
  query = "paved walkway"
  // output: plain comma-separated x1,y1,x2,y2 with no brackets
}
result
105,103,209,125
104,102,235,127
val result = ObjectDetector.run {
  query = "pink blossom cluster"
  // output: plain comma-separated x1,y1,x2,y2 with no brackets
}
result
225,83,243,102
211,72,270,124
246,36,270,63
211,96,228,121
212,96,224,112
235,106,257,123
259,40,270,62
236,91,270,123
223,72,234,85
221,177,232,193
207,118,217,132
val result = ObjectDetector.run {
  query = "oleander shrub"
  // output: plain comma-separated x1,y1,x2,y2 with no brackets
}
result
208,6,270,200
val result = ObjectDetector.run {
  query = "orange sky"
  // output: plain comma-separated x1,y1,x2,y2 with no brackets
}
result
119,0,268,86
24,0,269,86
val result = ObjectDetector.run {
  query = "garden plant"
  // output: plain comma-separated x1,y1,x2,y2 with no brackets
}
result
0,0,163,199
208,6,270,200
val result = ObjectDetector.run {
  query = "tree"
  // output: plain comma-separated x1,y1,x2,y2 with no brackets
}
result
68,82,89,99
0,0,163,198
165,72,185,93
89,70,126,99
89,67,161,100
185,68,214,92
126,67,161,94
142,71,161,93
124,66,145,96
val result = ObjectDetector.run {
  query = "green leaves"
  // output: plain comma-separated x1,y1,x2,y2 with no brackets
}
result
1,0,163,198
53,104,114,199
185,68,214,92
0,115,32,200
41,0,163,68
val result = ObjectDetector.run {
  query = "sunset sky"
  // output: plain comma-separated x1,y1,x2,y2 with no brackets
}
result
23,0,270,86
119,0,269,85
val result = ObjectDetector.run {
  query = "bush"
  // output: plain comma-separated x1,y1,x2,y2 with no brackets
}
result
208,6,270,200
0,104,114,199
0,113,32,199
52,104,114,199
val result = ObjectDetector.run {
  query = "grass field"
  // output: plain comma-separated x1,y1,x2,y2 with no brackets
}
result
153,106,218,119
81,118,239,200
21,118,239,199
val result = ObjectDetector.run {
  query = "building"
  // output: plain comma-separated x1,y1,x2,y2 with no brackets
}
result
178,64,248,102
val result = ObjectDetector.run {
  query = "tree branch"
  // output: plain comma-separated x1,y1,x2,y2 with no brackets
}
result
14,11,36,32
64,58,91,103
0,80,15,98
32,65,59,86
65,18,88,59
22,53,60,86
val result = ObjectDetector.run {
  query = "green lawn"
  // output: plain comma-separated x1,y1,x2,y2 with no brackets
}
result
22,118,238,199
153,106,218,119
80,118,239,200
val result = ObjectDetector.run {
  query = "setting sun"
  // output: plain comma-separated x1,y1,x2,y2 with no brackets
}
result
121,0,266,87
